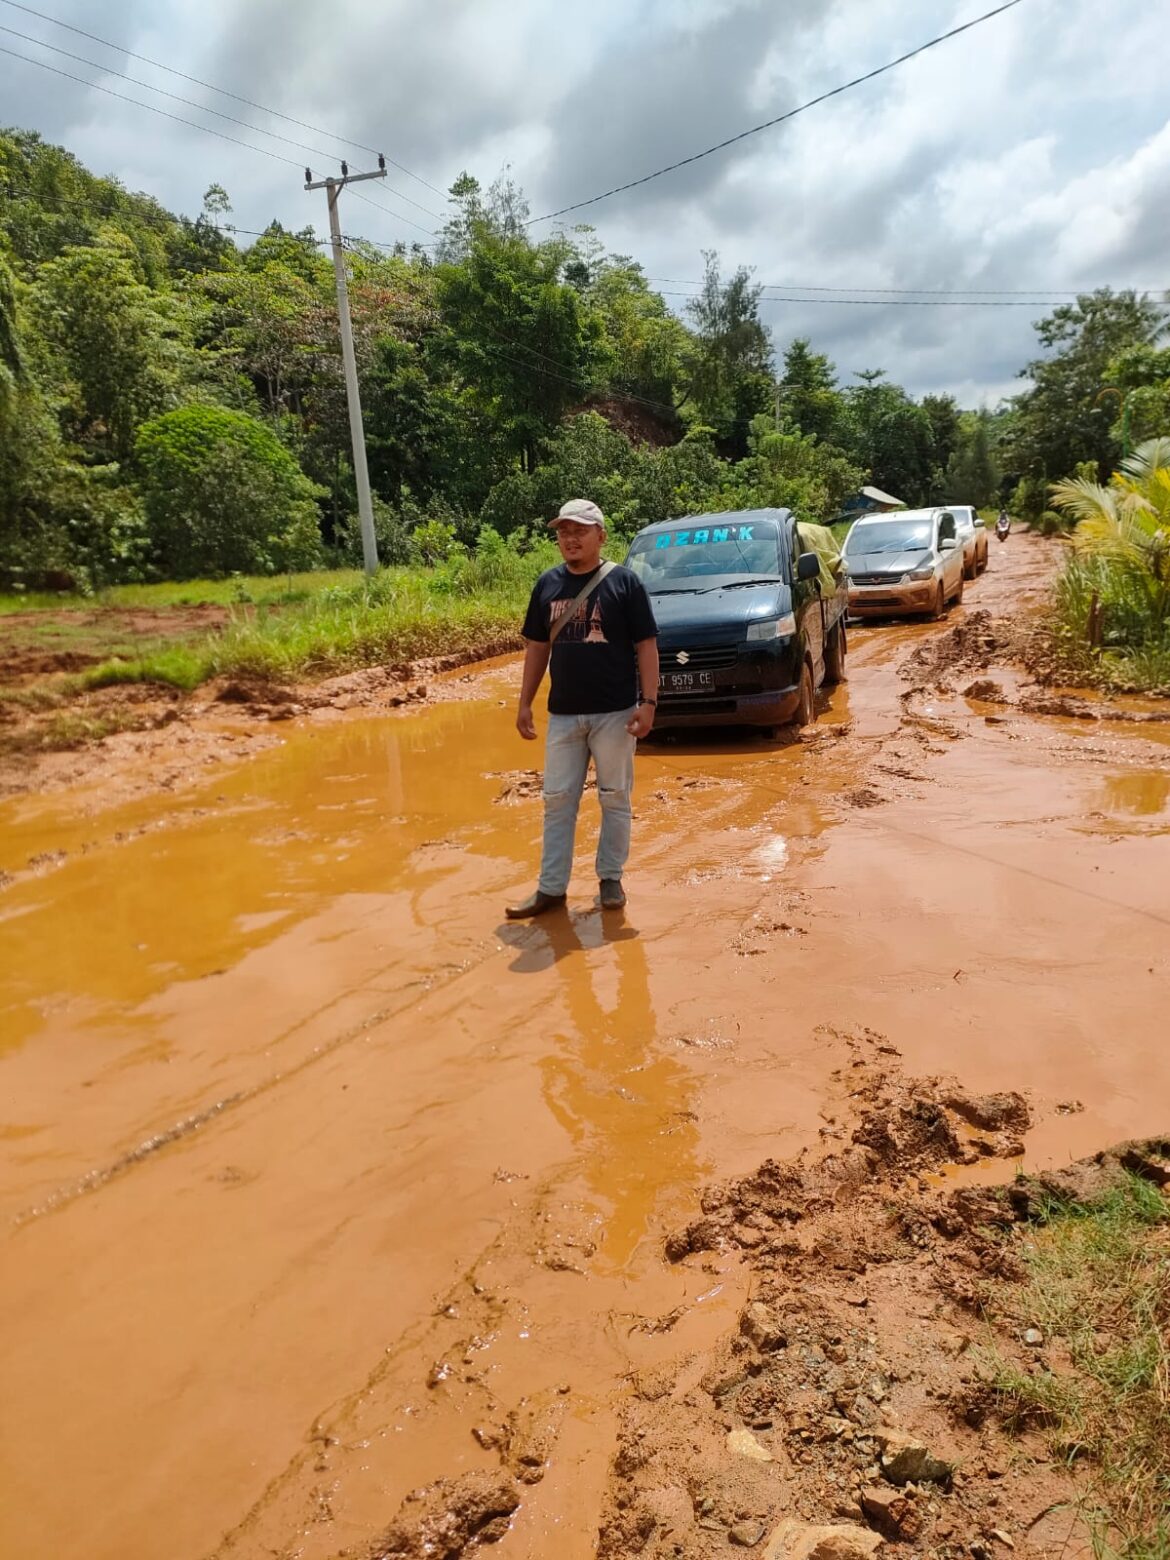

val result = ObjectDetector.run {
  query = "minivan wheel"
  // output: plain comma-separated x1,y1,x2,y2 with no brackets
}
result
928,584,945,621
791,660,816,728
824,622,847,684
954,571,965,605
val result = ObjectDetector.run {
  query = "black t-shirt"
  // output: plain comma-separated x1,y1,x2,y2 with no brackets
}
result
521,562,658,715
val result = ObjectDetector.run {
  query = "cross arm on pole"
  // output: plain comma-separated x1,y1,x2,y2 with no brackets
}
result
305,167,387,192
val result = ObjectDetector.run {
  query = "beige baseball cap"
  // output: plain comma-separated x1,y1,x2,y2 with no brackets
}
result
549,498,605,528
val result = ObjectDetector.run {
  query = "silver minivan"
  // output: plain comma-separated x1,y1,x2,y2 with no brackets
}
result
844,507,965,621
944,504,989,578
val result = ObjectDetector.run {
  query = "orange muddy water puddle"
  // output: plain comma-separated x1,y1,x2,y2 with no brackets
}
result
1,562,1167,1560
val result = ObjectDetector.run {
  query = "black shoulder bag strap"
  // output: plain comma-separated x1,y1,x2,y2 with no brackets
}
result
547,560,615,645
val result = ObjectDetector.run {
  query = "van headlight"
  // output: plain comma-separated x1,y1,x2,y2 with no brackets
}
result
746,613,797,640
906,565,935,580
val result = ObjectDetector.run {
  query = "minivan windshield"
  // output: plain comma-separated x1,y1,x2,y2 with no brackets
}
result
845,519,933,555
627,521,781,587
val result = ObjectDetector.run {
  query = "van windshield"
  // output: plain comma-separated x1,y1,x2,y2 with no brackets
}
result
845,519,933,555
627,521,781,586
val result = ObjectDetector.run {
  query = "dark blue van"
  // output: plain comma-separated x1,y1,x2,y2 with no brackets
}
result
625,508,848,731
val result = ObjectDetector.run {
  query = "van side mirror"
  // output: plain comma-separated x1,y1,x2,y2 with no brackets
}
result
796,552,820,581
940,537,958,551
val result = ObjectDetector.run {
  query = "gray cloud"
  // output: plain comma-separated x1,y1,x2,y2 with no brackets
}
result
526,0,834,220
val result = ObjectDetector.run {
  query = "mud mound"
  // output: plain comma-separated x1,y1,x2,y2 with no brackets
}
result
664,1075,1029,1264
357,1469,520,1558
900,610,1001,687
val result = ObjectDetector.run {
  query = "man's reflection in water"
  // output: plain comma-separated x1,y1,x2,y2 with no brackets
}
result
533,918,701,1271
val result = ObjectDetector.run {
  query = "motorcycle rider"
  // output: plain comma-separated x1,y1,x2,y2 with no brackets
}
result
995,508,1011,541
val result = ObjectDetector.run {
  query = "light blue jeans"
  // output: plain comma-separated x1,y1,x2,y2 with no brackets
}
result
538,708,637,895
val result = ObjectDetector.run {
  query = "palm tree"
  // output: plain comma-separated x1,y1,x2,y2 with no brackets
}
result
1051,438,1170,630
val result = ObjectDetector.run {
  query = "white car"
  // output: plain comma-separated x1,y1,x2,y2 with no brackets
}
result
943,505,989,579
844,508,966,621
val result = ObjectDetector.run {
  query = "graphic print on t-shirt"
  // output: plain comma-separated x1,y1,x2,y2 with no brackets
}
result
550,595,609,644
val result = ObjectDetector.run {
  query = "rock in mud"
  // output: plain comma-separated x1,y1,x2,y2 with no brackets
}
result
873,1427,953,1486
860,1485,923,1539
362,1469,520,1558
727,1427,774,1462
731,1519,767,1546
740,1300,787,1353
761,1519,883,1559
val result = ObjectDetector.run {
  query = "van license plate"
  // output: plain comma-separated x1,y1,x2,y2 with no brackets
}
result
662,671,714,691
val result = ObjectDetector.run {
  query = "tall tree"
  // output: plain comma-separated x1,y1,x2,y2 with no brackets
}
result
30,229,193,459
1010,289,1166,483
683,251,774,455
843,371,936,503
777,338,841,446
944,410,1000,506
435,233,603,473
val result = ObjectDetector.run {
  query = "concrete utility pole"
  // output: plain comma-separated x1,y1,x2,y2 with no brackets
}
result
305,158,387,576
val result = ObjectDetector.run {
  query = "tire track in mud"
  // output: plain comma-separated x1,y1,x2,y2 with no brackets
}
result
10,950,487,1227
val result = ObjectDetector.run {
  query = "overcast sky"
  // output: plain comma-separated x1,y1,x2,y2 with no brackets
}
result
2,0,1167,406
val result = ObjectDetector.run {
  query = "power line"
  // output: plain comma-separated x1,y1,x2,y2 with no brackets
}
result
644,276,1091,297
0,42,438,245
0,21,445,222
526,0,1027,224
0,0,446,196
348,186,437,240
655,289,1066,308
0,42,302,166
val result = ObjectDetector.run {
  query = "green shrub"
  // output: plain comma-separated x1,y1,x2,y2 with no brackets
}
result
333,497,415,568
435,524,558,596
412,518,461,565
135,404,325,578
1011,474,1047,527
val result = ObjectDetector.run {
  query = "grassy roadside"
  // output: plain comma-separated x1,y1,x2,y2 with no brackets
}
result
986,1173,1170,1558
2,540,561,696
0,570,366,614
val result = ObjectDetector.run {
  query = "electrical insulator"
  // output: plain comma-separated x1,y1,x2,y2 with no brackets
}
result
341,160,349,177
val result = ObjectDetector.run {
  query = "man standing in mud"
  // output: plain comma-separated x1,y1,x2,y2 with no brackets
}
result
507,498,659,917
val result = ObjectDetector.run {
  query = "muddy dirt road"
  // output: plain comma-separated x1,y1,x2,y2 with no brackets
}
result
1,536,1166,1560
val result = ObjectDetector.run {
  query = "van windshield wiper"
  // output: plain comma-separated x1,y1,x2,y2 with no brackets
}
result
650,586,705,594
703,576,784,590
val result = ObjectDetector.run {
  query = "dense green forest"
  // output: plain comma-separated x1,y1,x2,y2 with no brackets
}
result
2,127,1168,589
